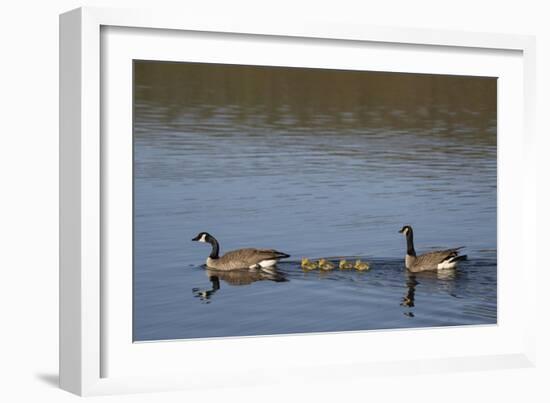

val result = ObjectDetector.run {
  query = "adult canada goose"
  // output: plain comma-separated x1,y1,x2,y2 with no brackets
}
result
398,225,467,272
192,232,290,271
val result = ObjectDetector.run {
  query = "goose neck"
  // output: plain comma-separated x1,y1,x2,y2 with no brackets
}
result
208,237,220,259
406,231,416,256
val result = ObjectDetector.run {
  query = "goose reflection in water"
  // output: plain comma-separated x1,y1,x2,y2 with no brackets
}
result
401,269,459,316
192,268,287,303
401,275,418,309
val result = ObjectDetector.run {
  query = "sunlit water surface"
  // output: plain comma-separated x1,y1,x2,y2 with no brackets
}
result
133,62,497,341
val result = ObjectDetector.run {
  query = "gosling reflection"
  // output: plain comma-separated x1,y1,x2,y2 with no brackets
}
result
192,268,287,302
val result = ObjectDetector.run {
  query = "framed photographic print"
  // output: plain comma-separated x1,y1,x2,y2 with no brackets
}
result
60,7,537,396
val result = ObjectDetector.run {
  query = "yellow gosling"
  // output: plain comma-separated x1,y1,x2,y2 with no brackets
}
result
301,258,318,271
339,259,354,270
318,259,335,271
354,260,370,271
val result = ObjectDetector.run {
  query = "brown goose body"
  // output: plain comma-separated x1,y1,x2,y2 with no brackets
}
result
192,232,290,271
206,248,289,271
399,225,467,272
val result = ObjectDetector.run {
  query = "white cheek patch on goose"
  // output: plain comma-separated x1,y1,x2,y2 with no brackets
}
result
199,234,207,242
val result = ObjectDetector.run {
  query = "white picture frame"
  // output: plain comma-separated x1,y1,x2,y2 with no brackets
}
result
59,6,537,396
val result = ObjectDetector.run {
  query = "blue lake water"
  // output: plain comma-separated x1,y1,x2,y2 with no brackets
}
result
133,62,497,341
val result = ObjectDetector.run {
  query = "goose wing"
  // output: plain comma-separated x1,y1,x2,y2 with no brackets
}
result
218,248,289,268
414,247,464,267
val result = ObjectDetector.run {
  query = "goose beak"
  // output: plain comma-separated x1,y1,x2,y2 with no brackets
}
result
191,235,200,241
398,229,404,233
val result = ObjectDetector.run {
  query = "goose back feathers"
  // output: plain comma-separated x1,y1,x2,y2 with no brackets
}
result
192,232,290,271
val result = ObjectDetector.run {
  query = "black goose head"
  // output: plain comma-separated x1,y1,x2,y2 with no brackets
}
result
192,232,215,243
398,225,413,236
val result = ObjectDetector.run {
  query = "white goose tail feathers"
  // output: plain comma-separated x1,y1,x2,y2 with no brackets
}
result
437,254,468,270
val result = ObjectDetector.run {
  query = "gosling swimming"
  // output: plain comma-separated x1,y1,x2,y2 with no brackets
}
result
301,258,318,271
318,259,335,271
398,225,467,272
354,260,370,271
192,232,290,271
338,259,354,270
